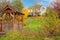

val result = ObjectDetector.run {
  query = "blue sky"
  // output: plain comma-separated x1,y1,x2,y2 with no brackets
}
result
22,0,34,8
0,0,54,8
22,0,54,8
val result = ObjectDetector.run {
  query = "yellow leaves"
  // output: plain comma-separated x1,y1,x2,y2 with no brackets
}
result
22,8,29,18
17,8,29,20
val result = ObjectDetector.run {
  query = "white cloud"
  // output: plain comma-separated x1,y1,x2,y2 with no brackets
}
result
37,2,44,5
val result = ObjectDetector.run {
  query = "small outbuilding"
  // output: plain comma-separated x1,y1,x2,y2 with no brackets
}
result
0,2,24,34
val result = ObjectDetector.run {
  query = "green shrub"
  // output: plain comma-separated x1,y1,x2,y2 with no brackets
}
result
37,9,60,38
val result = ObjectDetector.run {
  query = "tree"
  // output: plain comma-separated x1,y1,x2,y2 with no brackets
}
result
52,0,60,17
39,8,60,38
12,0,24,11
0,0,24,12
22,8,29,18
0,0,6,9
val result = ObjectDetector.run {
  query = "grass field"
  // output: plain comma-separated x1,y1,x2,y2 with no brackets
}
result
24,17,45,31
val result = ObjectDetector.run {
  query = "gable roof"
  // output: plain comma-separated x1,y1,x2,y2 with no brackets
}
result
0,1,18,13
1,5,16,13
0,3,24,15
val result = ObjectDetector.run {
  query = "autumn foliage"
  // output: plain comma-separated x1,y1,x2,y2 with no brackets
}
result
52,0,60,17
22,8,29,18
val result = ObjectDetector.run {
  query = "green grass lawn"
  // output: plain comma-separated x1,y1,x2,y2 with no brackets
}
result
24,17,45,31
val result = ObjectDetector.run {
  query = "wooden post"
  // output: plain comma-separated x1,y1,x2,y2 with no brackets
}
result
18,18,20,30
21,15,24,30
0,22,2,32
2,13,6,32
12,12,15,30
2,14,4,32
18,15,24,30
17,15,20,30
